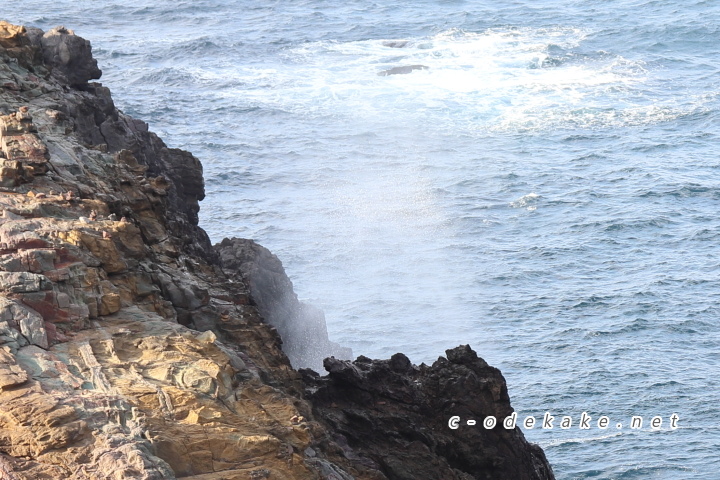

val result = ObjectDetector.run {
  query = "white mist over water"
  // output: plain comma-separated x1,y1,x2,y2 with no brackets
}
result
193,26,697,361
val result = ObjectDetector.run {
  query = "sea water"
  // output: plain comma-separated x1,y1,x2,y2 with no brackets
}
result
6,1,720,478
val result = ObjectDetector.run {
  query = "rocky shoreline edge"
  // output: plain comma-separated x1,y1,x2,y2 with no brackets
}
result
0,22,554,480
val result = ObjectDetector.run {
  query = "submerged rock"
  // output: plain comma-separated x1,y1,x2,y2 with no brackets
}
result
377,64,429,76
381,40,411,48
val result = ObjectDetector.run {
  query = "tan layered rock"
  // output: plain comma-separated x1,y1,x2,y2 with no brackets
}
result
0,22,26,49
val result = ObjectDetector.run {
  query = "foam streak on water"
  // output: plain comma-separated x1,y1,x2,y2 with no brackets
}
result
5,1,720,478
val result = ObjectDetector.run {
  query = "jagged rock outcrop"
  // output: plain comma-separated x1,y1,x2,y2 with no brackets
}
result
216,238,352,372
303,345,553,480
39,26,102,87
0,21,554,480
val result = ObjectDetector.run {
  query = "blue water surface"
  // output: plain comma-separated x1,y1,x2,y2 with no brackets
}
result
5,1,720,478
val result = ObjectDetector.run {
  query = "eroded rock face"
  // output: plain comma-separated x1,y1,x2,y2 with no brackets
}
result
0,109,49,185
0,22,554,480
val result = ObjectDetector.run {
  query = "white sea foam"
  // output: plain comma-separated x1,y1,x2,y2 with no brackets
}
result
539,431,623,448
511,193,541,209
203,27,707,133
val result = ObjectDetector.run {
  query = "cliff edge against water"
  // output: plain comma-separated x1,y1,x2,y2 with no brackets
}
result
0,22,554,480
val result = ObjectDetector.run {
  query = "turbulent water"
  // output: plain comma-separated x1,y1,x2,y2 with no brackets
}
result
6,1,720,478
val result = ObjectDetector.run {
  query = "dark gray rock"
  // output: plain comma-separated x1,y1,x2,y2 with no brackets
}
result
303,345,555,480
24,27,44,49
40,26,101,87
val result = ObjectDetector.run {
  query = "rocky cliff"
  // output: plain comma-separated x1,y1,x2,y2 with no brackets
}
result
0,21,554,480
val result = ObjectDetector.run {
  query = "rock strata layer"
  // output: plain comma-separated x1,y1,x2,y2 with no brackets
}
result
0,21,554,480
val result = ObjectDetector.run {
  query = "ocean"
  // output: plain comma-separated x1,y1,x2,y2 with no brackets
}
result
5,1,720,478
